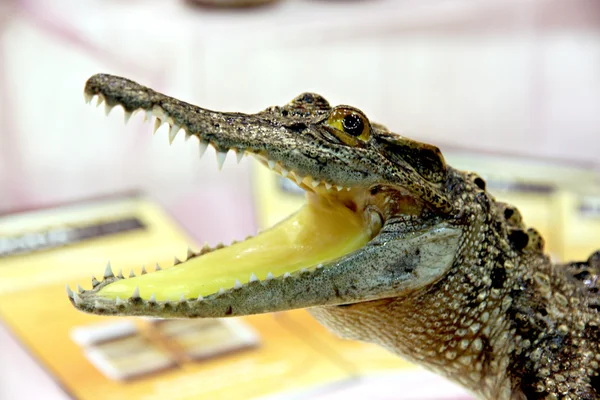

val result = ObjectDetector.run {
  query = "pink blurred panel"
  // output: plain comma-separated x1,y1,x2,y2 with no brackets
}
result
0,4,257,244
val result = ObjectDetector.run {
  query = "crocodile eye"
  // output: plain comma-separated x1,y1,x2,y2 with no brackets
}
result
326,107,371,144
342,114,364,136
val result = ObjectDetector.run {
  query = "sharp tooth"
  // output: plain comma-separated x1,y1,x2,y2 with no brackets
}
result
294,173,304,185
66,285,74,298
116,296,125,306
317,264,324,269
311,179,320,188
301,268,308,273
336,185,343,191
199,140,209,158
149,294,157,303
155,263,162,272
179,294,186,302
249,273,258,283
73,293,83,305
266,272,274,280
187,247,195,260
174,257,181,266
94,300,104,309
325,183,333,190
218,288,226,295
129,269,136,278
234,279,242,289
131,286,140,300
236,150,244,163
346,187,352,191
91,275,99,287
200,242,211,254
197,294,204,301
104,102,113,117
77,284,84,293
267,160,276,170
168,124,180,144
144,110,152,122
153,118,163,134
216,151,227,170
283,272,291,279
103,262,114,279
117,268,124,279
84,92,93,104
96,95,104,107
124,110,132,124
281,168,289,178
141,265,147,275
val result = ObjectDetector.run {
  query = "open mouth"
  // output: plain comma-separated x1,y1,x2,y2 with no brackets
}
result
68,75,383,315
93,191,376,303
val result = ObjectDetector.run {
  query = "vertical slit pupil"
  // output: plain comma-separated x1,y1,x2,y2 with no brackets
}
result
342,114,364,136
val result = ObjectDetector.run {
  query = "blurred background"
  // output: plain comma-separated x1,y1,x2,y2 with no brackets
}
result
0,0,599,399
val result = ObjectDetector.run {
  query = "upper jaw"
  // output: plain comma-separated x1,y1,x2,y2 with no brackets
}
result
85,74,448,208
84,74,381,191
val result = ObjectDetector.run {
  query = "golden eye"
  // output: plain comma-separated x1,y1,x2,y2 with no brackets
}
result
341,114,364,136
326,107,371,143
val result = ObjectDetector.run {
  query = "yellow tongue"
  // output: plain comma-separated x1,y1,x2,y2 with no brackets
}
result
98,201,370,301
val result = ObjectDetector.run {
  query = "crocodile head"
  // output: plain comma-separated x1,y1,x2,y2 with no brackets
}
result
68,74,463,318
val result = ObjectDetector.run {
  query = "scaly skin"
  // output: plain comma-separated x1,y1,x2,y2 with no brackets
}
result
68,74,600,400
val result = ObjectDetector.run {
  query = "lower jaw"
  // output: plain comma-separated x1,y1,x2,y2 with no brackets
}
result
97,197,372,301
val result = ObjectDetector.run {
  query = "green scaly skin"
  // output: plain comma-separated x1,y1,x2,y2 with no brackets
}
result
67,74,600,400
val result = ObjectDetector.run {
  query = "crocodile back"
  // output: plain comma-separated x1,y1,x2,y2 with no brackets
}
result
566,250,600,310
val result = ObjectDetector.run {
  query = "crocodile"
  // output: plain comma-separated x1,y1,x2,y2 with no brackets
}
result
67,73,600,400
